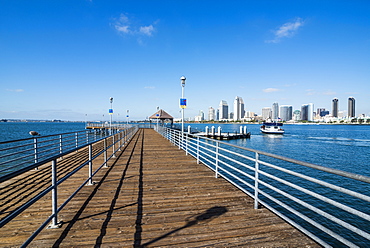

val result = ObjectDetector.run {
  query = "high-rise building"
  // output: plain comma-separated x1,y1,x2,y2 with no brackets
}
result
348,97,355,118
308,103,314,121
208,107,215,121
301,104,309,121
262,107,272,120
332,98,339,117
301,103,314,121
317,108,325,117
293,110,301,121
219,100,228,120
280,105,293,121
233,96,245,121
272,102,279,120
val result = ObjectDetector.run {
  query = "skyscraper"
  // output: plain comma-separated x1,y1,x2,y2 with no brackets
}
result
272,102,279,120
348,97,355,118
308,103,314,121
208,107,215,121
301,103,314,121
233,96,245,121
279,105,293,121
219,100,228,120
262,107,272,120
332,98,339,117
301,104,308,121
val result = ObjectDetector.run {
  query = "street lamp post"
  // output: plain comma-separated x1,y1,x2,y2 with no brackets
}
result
156,106,160,131
109,97,113,134
180,76,186,148
126,110,129,125
180,76,186,134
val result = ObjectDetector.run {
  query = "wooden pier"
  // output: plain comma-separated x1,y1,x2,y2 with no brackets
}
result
0,129,319,247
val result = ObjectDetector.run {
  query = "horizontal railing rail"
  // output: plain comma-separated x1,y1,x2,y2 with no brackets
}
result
0,128,120,181
0,125,139,247
157,126,370,248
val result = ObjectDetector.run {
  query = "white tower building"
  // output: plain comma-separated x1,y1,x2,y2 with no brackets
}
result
233,96,245,121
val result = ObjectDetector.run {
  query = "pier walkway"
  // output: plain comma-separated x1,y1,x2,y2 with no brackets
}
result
1,129,319,247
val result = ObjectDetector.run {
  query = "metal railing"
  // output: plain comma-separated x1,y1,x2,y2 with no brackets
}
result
157,126,370,248
0,125,139,247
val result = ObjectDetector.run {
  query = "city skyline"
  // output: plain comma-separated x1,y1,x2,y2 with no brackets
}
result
199,95,361,122
1,1,370,121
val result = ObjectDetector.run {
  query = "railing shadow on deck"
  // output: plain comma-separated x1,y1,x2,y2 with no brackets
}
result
142,206,228,247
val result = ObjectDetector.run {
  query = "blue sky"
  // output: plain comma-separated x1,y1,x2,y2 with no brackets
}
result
1,0,369,121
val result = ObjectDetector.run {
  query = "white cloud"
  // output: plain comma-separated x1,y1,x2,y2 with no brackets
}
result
306,89,316,95
140,25,154,36
266,18,304,43
115,14,130,34
6,89,24,92
323,90,337,95
144,86,155,89
263,88,280,93
113,13,156,39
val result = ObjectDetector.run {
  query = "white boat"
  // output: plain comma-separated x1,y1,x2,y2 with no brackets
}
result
260,122,285,134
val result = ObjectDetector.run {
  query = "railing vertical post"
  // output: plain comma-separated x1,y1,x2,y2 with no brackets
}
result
48,159,60,228
87,144,94,185
75,132,78,149
33,137,38,168
215,142,219,178
185,133,188,155
177,131,181,149
118,131,122,151
112,132,116,158
254,152,259,209
196,136,200,164
59,135,62,154
103,138,108,168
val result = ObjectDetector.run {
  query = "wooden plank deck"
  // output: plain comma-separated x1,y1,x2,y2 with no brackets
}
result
0,128,320,247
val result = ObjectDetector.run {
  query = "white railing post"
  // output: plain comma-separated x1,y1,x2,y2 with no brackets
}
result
215,142,219,178
59,135,62,154
48,159,60,228
118,131,122,151
87,144,94,185
103,138,108,168
186,133,188,155
254,152,259,209
112,132,116,158
33,138,38,170
75,132,78,149
196,136,200,164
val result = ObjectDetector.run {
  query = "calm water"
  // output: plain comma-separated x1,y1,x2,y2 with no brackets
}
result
185,123,370,176
0,122,86,142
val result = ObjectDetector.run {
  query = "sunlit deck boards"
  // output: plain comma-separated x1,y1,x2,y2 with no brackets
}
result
0,128,320,247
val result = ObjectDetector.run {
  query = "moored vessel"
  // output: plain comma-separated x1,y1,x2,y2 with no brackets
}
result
260,122,284,134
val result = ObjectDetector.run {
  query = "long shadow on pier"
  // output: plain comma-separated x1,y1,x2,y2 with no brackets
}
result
53,130,142,248
141,206,228,247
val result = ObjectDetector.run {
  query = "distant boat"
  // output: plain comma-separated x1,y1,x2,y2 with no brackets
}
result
260,122,285,134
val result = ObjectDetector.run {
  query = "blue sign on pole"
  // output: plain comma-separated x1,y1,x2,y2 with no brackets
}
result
180,98,187,109
109,109,113,115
